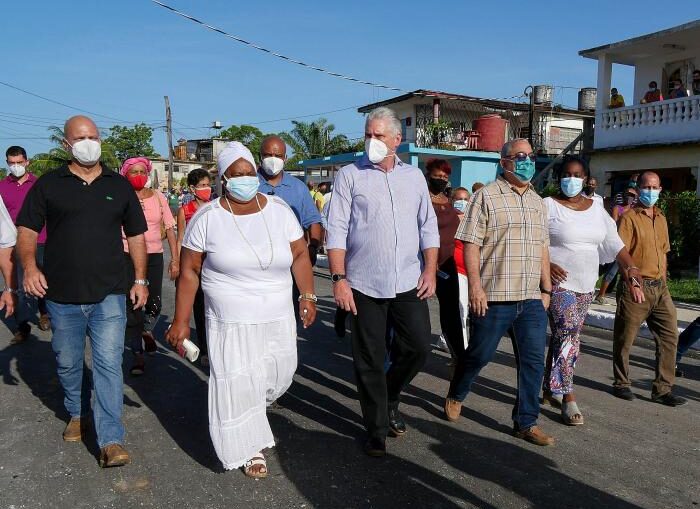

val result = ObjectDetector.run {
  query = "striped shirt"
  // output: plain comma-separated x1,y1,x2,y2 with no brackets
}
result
326,155,440,298
455,176,548,301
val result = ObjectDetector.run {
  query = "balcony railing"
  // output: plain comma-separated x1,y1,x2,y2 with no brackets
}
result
595,95,700,149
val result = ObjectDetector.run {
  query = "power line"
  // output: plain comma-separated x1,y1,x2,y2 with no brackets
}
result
149,0,404,91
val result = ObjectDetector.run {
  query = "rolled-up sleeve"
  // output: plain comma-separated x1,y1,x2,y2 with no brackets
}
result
326,170,351,250
455,191,487,245
417,182,439,251
299,189,323,229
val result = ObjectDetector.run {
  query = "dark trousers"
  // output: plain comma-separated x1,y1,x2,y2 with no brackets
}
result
124,253,164,354
435,258,466,357
613,280,677,396
15,244,48,333
351,288,431,440
677,316,699,364
448,299,547,430
193,284,207,355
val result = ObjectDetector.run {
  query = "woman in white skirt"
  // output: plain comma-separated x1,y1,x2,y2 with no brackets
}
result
166,141,316,478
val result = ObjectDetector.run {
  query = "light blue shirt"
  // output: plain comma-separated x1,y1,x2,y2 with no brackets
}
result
257,171,322,229
326,155,440,298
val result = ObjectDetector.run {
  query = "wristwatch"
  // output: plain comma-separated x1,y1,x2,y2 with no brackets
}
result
2,287,16,294
298,293,318,303
331,273,346,283
134,279,150,287
540,288,552,296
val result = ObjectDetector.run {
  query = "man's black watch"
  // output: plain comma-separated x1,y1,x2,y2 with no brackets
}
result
331,273,346,283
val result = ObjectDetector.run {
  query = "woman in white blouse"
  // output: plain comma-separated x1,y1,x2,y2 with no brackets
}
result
166,142,316,478
543,156,640,426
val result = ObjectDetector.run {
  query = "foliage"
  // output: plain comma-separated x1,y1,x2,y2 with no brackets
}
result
539,183,559,198
667,279,700,304
657,191,700,271
218,124,266,163
280,118,350,166
424,120,452,148
349,138,365,152
28,126,120,176
104,123,159,162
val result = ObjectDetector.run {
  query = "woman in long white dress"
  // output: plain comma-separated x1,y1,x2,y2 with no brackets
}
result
166,141,316,478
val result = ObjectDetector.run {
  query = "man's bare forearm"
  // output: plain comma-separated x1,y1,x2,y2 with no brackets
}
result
422,247,438,272
126,234,148,280
464,243,482,288
540,245,552,290
308,223,322,248
0,247,14,288
17,226,39,272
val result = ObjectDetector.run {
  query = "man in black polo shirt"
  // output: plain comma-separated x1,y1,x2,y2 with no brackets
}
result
16,115,148,468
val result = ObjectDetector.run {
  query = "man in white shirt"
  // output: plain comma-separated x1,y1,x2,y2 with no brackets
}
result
583,177,604,207
0,195,17,316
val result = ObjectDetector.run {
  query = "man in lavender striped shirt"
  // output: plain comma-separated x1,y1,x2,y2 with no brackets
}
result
326,107,440,457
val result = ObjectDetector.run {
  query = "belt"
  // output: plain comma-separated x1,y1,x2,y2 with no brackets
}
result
642,278,663,287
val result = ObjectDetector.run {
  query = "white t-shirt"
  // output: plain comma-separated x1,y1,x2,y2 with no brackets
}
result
0,196,17,249
183,195,304,323
544,197,624,293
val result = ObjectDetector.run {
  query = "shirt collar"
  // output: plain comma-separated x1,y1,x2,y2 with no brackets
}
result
4,172,36,185
57,164,114,178
358,154,405,171
258,169,292,187
633,205,663,217
495,175,535,195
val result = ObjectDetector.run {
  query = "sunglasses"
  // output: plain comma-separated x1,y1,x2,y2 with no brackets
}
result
504,152,536,163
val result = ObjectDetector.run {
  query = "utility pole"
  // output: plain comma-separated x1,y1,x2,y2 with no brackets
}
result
523,86,535,150
164,96,174,191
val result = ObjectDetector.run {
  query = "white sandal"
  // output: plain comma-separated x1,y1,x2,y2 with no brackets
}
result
243,454,268,479
561,400,584,426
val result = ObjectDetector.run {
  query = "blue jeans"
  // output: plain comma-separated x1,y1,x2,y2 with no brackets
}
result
46,294,127,448
448,299,547,430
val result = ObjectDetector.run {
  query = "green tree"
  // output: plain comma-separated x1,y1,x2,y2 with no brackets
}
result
218,124,266,163
104,123,159,161
280,118,350,166
29,126,120,176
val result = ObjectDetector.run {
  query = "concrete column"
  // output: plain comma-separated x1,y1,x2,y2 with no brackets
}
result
595,53,612,114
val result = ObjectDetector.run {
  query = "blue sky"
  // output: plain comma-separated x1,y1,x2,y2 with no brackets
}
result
2,1,698,158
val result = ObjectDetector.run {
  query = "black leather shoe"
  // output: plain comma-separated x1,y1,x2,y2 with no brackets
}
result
364,437,386,457
612,387,636,401
388,408,407,436
333,309,346,338
652,392,687,407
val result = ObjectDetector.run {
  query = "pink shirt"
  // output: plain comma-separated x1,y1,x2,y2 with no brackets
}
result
122,191,175,254
0,173,47,244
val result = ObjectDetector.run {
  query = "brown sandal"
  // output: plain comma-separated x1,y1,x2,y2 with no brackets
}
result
243,454,268,479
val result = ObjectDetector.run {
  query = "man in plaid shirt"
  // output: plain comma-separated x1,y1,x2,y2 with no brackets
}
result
444,138,555,446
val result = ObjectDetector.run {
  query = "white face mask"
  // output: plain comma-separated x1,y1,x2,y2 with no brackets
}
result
261,156,284,176
8,163,26,178
365,138,390,164
69,139,101,166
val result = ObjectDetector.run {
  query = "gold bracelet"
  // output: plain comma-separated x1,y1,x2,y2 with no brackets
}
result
298,293,318,303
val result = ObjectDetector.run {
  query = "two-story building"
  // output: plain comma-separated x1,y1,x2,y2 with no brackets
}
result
580,20,700,198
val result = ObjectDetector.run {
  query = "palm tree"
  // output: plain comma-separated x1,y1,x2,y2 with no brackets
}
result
281,118,350,165
29,126,120,176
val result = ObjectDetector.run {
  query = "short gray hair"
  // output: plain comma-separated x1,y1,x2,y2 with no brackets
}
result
501,138,530,157
365,107,402,137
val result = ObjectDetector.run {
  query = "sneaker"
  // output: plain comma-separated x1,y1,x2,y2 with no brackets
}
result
433,334,450,353
651,393,687,407
513,425,555,446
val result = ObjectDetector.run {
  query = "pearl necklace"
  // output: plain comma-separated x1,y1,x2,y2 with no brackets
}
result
224,194,274,271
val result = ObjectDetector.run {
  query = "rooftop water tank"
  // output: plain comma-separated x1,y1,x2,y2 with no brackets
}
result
533,85,554,105
473,114,508,153
578,88,597,111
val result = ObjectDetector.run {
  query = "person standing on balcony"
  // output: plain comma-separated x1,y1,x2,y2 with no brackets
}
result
326,106,439,457
612,171,686,407
668,80,688,99
641,81,663,103
692,70,700,96
444,138,555,446
609,88,625,108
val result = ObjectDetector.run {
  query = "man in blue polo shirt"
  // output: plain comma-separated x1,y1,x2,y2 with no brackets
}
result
257,135,322,265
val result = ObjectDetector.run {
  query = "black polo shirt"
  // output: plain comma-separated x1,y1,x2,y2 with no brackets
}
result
17,165,147,304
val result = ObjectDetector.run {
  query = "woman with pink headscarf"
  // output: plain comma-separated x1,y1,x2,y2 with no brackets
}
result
121,157,178,375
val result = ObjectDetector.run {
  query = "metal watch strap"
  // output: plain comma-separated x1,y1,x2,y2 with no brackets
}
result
134,279,149,287
298,293,318,303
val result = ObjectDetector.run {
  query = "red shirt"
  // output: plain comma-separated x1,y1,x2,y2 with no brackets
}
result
0,173,47,243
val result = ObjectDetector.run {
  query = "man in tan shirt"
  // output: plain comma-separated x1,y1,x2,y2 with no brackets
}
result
612,171,686,406
445,139,555,446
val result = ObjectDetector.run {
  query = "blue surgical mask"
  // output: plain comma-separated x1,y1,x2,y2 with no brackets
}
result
225,175,259,202
499,160,536,183
638,189,660,207
560,177,584,198
453,199,468,213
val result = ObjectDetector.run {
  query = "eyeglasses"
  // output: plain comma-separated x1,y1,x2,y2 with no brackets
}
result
504,152,536,162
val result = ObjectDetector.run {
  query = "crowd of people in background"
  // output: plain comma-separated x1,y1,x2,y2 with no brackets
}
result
0,105,697,479
609,72,700,109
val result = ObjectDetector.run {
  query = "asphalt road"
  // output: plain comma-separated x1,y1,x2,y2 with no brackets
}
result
0,268,698,509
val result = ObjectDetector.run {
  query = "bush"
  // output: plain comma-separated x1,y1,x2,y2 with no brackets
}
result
657,191,700,274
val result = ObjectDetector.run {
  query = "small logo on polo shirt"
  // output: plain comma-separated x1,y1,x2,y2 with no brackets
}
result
106,196,113,200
